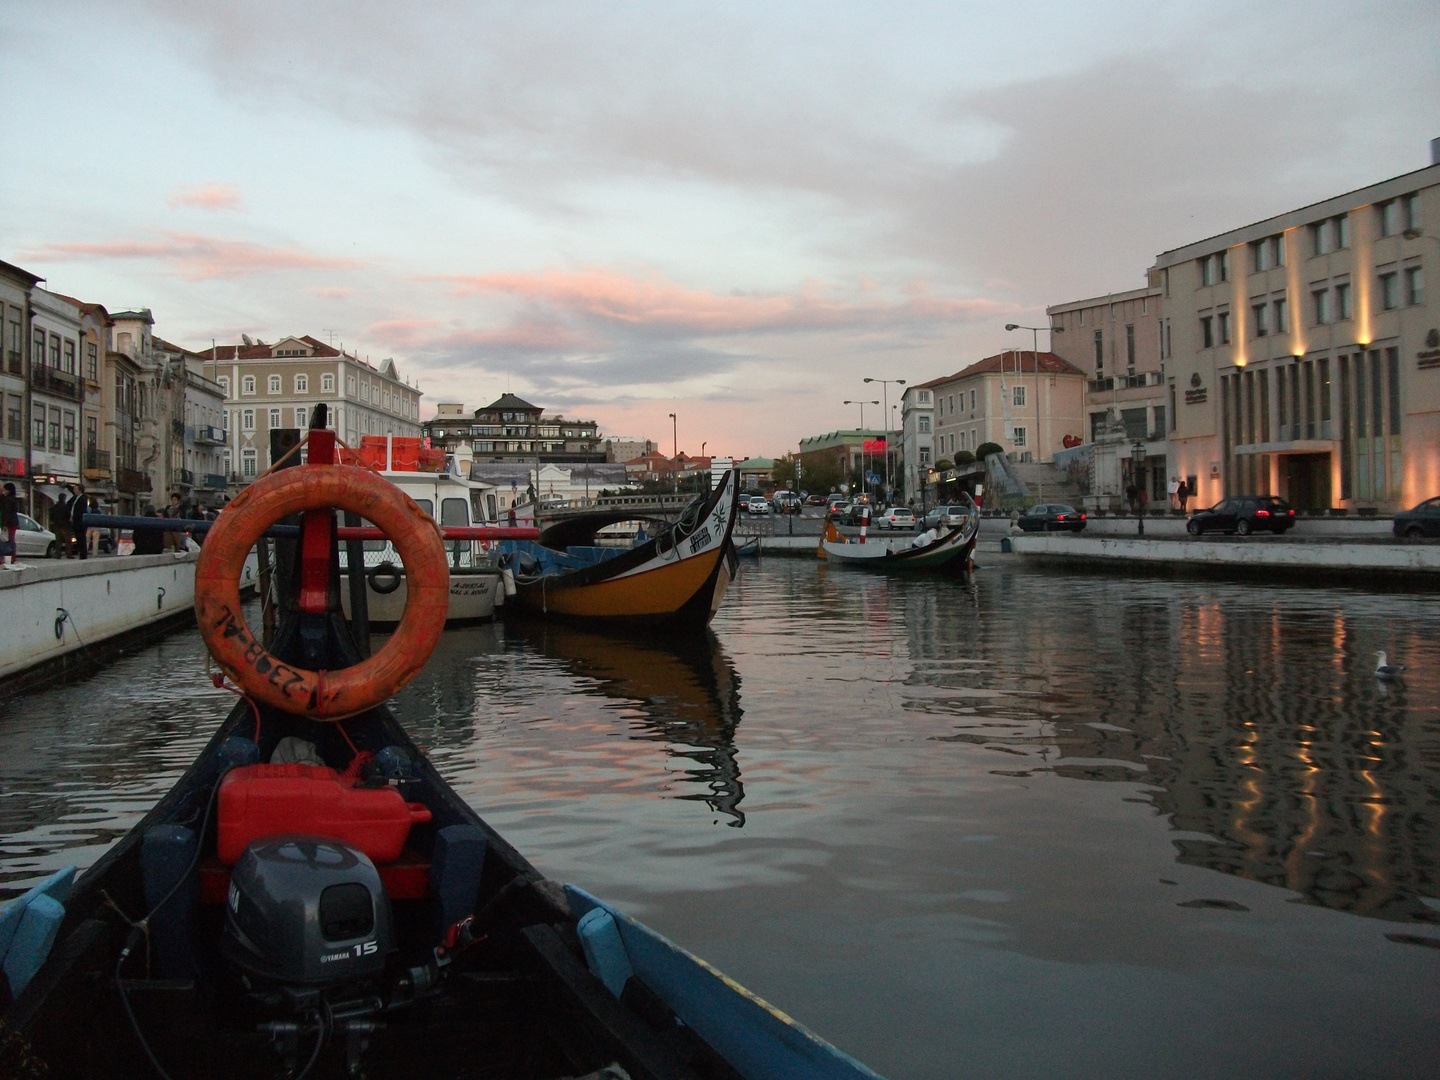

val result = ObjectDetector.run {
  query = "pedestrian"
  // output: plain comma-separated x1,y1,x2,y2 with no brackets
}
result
1167,475,1179,510
1125,482,1139,516
0,482,19,565
1177,478,1190,514
50,490,73,557
507,505,517,528
132,507,165,555
70,484,89,560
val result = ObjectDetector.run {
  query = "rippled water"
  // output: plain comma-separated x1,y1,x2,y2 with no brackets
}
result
2,562,1438,1079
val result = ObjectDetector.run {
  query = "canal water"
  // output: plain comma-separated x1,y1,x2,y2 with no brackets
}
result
2,559,1437,1079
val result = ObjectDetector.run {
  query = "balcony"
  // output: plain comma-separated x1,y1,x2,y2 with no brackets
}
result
204,473,229,490
173,467,195,487
194,425,226,445
117,467,151,494
85,448,112,478
32,367,81,401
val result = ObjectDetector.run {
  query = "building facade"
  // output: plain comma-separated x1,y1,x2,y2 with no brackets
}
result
0,261,41,508
205,336,422,484
29,290,85,524
925,351,1086,466
422,395,602,465
899,383,935,503
1154,158,1439,511
796,429,886,493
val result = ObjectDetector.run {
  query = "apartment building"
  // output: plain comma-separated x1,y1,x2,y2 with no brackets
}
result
1154,157,1439,511
0,261,40,506
1047,285,1168,500
29,290,85,516
422,394,602,465
205,336,422,483
923,351,1085,466
899,383,935,503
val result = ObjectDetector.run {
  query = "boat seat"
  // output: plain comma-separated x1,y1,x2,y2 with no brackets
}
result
199,847,433,904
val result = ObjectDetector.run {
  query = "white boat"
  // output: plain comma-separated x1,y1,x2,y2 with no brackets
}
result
338,440,506,625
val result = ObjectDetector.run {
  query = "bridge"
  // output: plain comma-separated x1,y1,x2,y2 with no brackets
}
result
532,493,700,525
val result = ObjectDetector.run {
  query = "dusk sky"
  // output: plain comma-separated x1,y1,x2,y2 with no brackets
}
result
4,1,1437,458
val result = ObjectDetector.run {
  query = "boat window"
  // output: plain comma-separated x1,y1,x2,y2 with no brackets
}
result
485,493,496,521
413,498,434,517
440,498,468,526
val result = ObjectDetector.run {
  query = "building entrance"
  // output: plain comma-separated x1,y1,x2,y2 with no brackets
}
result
1283,453,1331,510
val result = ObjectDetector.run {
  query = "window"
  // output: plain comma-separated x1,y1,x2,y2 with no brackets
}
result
346,376,356,394
1013,386,1026,407
1218,310,1231,345
62,411,75,454
1274,296,1288,333
1161,318,1171,360
1125,324,1136,369
242,449,257,478
1078,308,1085,326
1252,302,1269,337
267,375,282,394
918,390,930,403
1406,266,1424,306
321,373,335,393
1379,272,1399,310
218,376,230,397
1200,256,1216,286
919,447,930,465
1335,215,1350,250
1378,200,1400,237
85,342,98,381
1201,316,1214,349
1093,329,1104,369
1335,282,1352,320
948,395,954,415
1312,288,1331,324
1011,426,1026,447
32,328,45,367
1312,221,1330,255
6,395,20,442
1403,192,1421,233
49,407,61,450
918,415,930,433
268,409,281,429
1252,234,1285,271
969,390,976,410
294,374,309,393
242,409,255,431
49,334,60,369
1218,250,1229,282
34,413,45,446
242,375,256,395
63,340,75,374
294,407,308,426
1153,405,1166,435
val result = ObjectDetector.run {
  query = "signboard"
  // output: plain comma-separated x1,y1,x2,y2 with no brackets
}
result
862,438,887,454
0,457,24,477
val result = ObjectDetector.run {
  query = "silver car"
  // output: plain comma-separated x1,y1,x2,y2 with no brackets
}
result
13,513,59,558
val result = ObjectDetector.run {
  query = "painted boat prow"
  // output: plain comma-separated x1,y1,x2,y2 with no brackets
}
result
565,885,886,1080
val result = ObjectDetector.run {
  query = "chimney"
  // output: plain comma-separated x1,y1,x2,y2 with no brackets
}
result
1432,137,1440,166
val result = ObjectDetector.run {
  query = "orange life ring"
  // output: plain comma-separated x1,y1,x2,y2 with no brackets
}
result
195,465,449,720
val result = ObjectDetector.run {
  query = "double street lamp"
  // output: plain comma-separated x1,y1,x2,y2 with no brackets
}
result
1004,323,1063,461
863,377,905,498
843,399,879,496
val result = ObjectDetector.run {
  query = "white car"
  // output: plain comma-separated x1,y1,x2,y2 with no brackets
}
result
13,513,59,558
876,507,917,530
747,496,771,515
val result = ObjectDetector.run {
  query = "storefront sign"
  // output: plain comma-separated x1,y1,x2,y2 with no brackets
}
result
1184,388,1208,404
0,457,24,477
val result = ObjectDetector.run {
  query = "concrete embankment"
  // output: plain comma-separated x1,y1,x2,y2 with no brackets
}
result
0,552,258,696
1007,534,1440,587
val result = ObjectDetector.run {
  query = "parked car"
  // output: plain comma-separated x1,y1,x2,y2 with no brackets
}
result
772,491,803,513
1186,495,1296,536
13,513,59,558
922,505,972,531
1393,496,1440,539
876,507,917,530
1016,504,1087,533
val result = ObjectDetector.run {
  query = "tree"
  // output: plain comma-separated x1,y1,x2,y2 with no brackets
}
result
934,458,954,472
975,442,1004,460
954,449,975,466
799,454,844,494
771,453,797,488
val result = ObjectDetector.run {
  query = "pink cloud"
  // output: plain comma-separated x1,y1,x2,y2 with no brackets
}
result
167,182,244,212
26,232,367,282
369,317,587,353
436,269,1006,335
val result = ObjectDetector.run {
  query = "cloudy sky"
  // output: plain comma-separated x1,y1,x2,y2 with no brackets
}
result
3,2,1437,457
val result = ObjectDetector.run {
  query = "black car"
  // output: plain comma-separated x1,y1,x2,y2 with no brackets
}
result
1016,503,1087,533
1186,495,1295,536
1393,497,1440,539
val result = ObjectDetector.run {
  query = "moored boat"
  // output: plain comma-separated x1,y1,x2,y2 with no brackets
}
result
0,418,880,1080
819,502,979,573
502,469,741,627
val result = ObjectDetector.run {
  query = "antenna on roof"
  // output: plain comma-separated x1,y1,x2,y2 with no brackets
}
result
323,329,338,346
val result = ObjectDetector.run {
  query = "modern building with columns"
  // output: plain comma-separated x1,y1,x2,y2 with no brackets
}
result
1153,155,1439,512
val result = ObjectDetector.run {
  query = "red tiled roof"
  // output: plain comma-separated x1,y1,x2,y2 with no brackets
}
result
201,335,348,362
920,351,1083,386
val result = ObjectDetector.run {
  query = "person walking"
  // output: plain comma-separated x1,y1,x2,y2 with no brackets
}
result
1167,475,1179,510
50,489,73,557
0,482,19,565
1177,478,1190,514
70,484,89,560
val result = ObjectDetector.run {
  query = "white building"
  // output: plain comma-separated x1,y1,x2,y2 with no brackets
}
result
899,383,935,503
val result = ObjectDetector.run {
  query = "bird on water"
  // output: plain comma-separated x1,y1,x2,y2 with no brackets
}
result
1374,651,1405,679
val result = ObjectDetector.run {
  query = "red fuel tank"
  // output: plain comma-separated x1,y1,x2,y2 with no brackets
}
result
217,763,432,865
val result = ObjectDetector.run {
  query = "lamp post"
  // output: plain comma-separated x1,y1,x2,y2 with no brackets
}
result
1005,324,1063,461
1132,438,1147,535
843,399,878,496
668,412,677,494
863,377,905,499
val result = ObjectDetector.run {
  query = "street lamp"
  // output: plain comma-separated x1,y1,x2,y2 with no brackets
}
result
863,377,906,497
1131,438,1147,535
1005,324,1063,462
844,399,879,496
668,412,677,494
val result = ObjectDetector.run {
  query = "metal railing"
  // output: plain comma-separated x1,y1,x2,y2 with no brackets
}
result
32,367,81,400
173,467,195,486
117,467,152,493
204,473,229,490
85,448,111,473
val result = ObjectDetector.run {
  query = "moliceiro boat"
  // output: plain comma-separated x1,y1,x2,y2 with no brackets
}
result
0,415,879,1080
502,469,741,627
819,503,979,573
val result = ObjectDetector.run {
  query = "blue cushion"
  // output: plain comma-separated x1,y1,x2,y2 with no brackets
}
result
0,866,75,961
3,893,65,997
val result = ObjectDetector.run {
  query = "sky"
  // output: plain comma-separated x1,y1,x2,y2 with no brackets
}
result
3,1,1437,459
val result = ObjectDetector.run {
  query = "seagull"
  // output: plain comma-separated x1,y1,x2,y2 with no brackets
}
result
1375,651,1405,679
